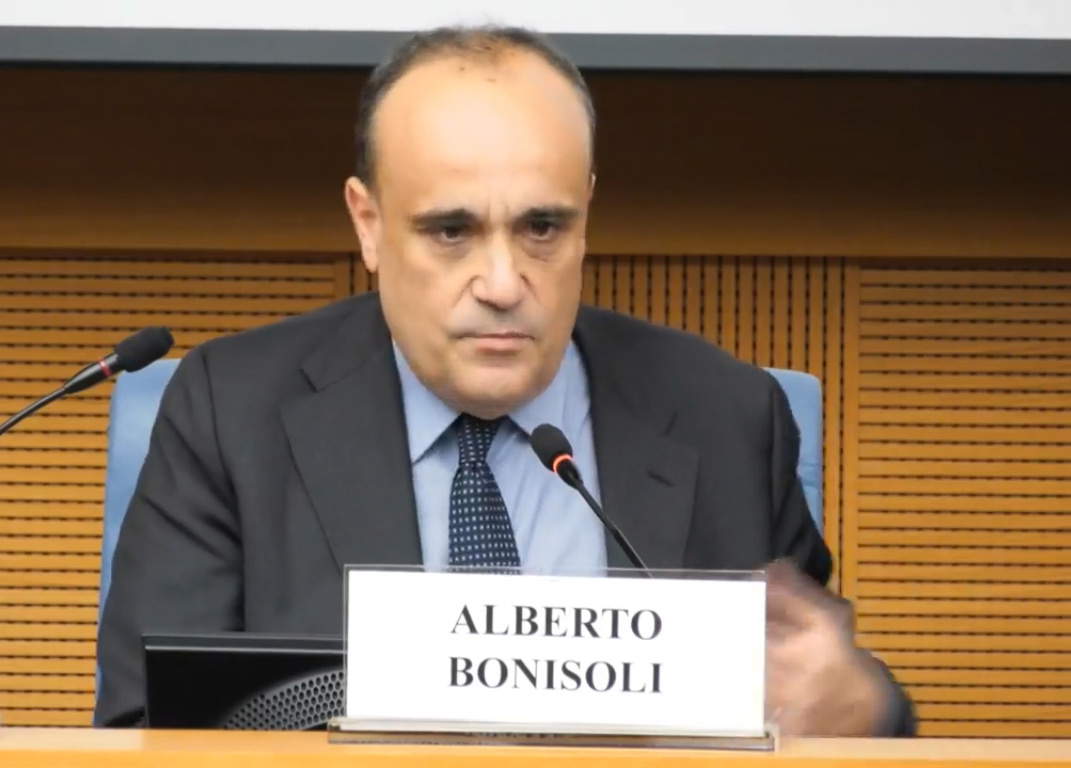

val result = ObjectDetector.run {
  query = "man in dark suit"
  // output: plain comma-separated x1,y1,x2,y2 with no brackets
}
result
96,26,913,734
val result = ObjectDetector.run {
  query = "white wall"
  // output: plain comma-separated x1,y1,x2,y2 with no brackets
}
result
3,0,1070,40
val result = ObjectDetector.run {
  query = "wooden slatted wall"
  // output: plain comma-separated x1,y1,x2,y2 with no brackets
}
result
0,251,351,726
1,251,1068,737
847,262,1071,738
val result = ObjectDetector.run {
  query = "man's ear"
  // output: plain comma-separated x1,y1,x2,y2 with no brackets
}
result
588,172,597,201
344,176,381,273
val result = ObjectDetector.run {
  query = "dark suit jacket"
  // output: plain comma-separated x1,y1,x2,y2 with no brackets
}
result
95,293,909,732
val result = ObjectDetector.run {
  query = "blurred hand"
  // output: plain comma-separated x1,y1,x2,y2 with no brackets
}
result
765,559,892,736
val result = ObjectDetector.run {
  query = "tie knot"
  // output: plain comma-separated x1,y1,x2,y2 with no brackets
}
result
456,414,502,465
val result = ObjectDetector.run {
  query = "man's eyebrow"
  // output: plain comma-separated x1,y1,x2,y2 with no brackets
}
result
410,208,478,229
516,205,580,222
516,205,578,220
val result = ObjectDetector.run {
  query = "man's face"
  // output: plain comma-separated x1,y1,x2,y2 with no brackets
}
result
345,50,593,419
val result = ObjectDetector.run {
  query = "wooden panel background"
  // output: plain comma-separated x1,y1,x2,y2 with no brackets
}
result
3,68,1069,259
2,251,1067,736
848,262,1071,738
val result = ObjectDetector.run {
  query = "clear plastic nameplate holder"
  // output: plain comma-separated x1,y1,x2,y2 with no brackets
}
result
329,565,774,751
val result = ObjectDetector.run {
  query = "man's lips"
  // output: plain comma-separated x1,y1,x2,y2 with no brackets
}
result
471,332,531,340
462,332,534,350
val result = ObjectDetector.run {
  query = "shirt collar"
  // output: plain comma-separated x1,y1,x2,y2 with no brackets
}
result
392,341,582,463
392,343,459,463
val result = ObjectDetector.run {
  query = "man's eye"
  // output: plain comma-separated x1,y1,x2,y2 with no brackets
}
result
527,219,559,241
436,224,468,243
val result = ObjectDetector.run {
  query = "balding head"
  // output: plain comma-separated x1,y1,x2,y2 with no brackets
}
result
354,26,596,189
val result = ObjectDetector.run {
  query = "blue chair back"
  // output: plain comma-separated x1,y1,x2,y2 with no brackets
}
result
99,360,825,614
99,359,180,616
764,368,823,532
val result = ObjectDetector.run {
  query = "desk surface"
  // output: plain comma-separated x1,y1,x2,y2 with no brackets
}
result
1,729,1069,767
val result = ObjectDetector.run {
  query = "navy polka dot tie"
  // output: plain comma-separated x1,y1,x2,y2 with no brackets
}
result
448,415,521,570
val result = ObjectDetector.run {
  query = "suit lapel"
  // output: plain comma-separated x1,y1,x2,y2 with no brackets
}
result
281,295,422,572
278,298,696,573
574,309,699,571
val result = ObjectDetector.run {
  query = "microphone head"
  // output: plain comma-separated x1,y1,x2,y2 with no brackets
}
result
114,327,174,372
530,423,574,472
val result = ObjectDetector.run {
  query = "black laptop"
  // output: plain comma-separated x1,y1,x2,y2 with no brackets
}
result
142,632,344,729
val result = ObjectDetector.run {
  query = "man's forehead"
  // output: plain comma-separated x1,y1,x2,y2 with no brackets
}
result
370,50,592,181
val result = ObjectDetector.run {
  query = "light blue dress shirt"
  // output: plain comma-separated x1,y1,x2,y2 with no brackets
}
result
393,342,607,575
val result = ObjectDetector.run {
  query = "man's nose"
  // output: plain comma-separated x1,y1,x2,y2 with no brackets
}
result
471,237,525,310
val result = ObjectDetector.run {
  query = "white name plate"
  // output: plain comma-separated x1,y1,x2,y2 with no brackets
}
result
343,568,766,738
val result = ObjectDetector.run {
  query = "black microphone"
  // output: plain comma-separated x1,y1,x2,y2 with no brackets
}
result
0,327,174,437
530,423,650,574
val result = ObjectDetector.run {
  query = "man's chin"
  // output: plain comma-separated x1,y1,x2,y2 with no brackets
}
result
451,374,538,419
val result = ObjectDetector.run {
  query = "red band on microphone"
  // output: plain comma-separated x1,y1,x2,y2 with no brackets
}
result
551,454,573,475
98,359,113,378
